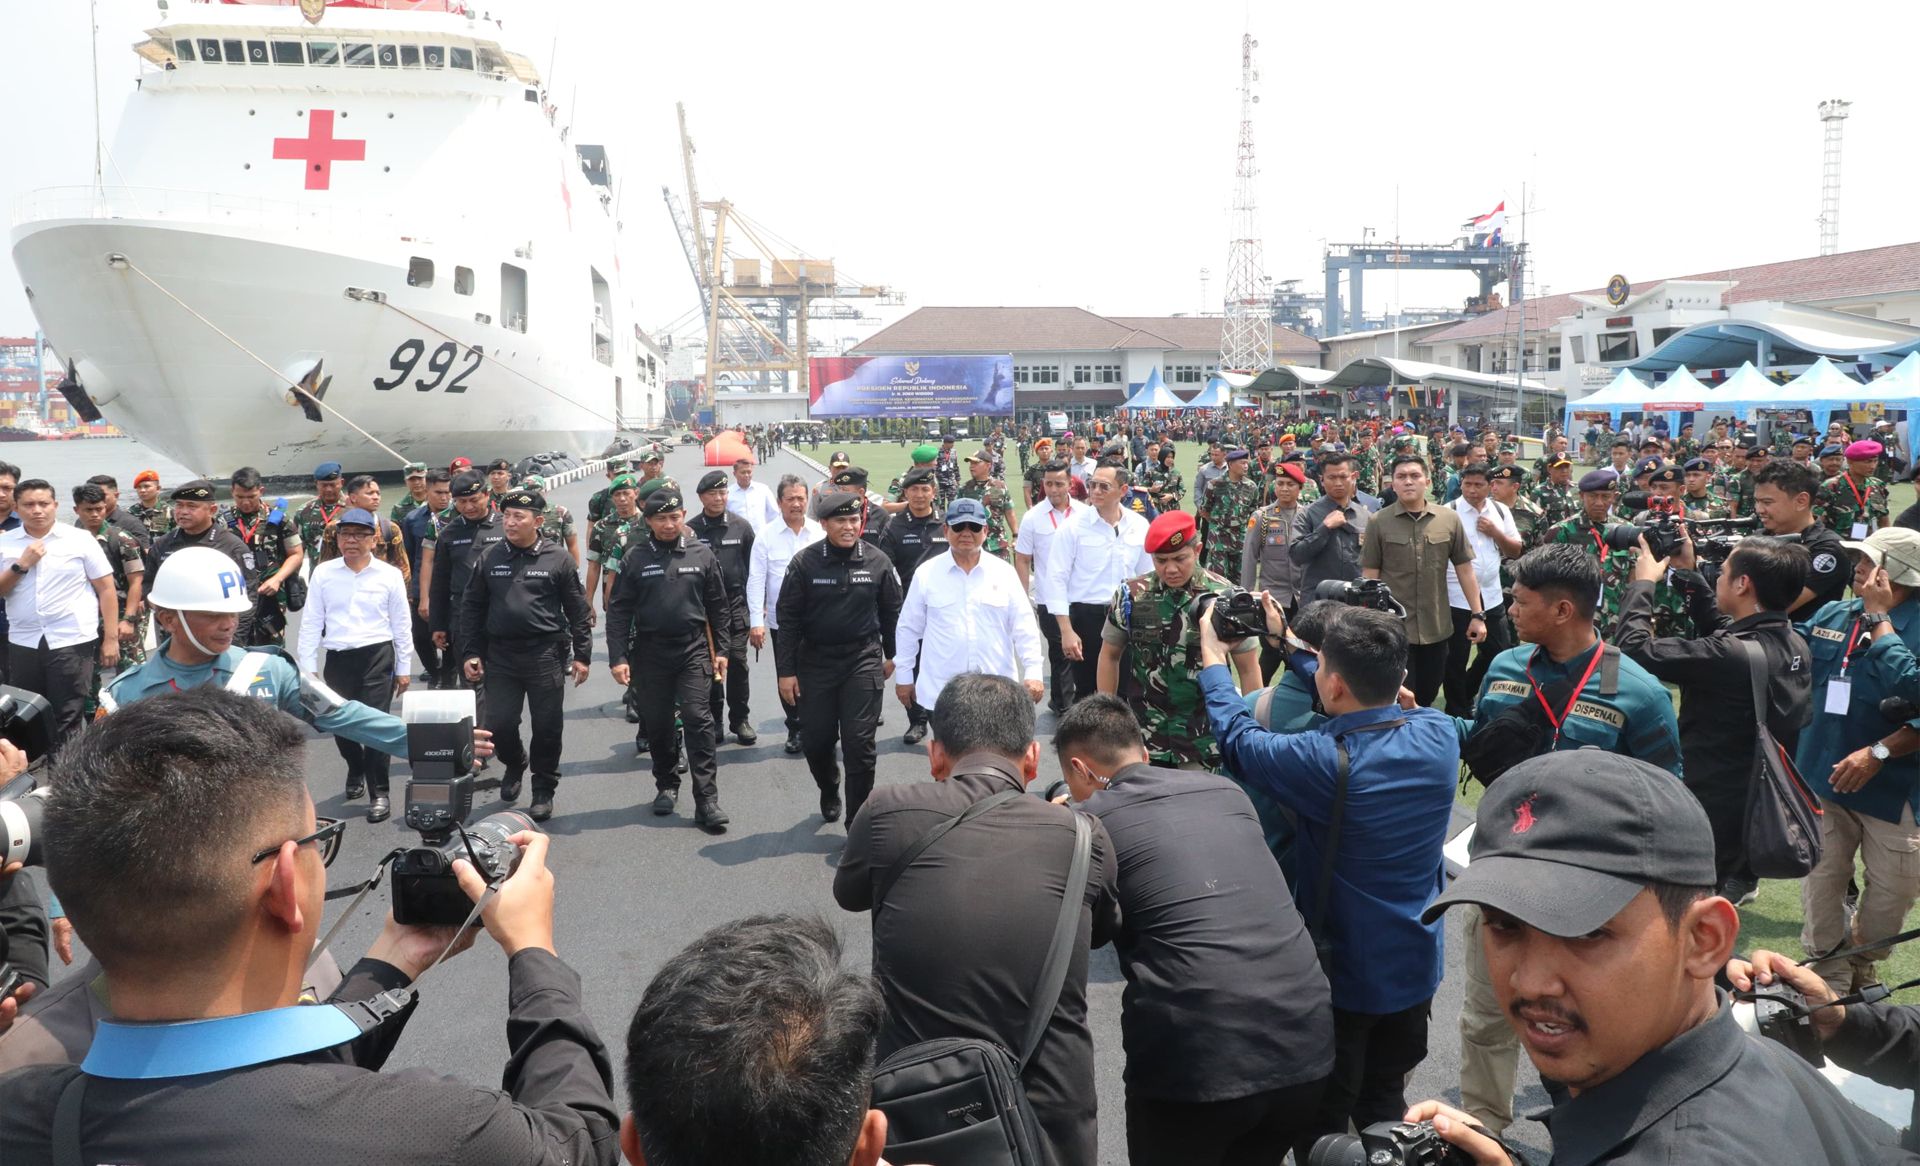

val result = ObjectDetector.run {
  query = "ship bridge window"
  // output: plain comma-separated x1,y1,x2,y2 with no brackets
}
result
377,44,399,67
271,41,303,65
423,46,445,68
454,266,474,295
399,44,420,67
501,263,528,334
344,43,375,67
408,258,434,289
174,39,196,61
308,42,340,65
198,38,221,61
246,41,269,64
449,46,474,70
222,40,245,64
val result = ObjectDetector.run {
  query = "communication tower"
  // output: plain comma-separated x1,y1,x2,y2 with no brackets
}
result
1818,99,1850,257
1220,33,1271,373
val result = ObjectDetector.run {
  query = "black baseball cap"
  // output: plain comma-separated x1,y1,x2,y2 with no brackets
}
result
1424,750,1716,937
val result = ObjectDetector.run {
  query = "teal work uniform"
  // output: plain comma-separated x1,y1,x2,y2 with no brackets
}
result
99,643,408,757
1457,640,1684,776
1796,597,1920,824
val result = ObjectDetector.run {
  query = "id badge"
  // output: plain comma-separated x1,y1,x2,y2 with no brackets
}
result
1825,678,1853,715
1853,522,1870,540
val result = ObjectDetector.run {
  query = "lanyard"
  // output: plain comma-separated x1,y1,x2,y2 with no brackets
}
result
1845,474,1867,511
1841,617,1867,677
233,512,261,544
1588,524,1608,559
1525,643,1607,746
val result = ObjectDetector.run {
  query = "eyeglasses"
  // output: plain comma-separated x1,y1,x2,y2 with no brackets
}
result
1087,480,1118,492
252,817,345,868
948,522,985,533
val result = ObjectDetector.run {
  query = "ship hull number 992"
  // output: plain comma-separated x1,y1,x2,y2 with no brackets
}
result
373,338,482,393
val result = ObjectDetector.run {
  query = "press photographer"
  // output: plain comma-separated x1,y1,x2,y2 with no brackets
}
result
0,687,621,1166
1410,752,1904,1164
1751,460,1850,621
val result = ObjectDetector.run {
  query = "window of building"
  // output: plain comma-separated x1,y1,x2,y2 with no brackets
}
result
399,44,421,67
1547,345,1562,372
308,42,340,65
1071,364,1121,384
1569,336,1586,364
1013,365,1059,385
270,41,303,64
344,43,376,67
1651,326,1682,349
175,39,196,61
1597,332,1639,362
1168,364,1205,383
407,257,434,288
501,263,528,333
454,266,474,295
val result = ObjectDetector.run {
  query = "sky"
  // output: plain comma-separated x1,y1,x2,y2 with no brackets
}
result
5,0,1918,347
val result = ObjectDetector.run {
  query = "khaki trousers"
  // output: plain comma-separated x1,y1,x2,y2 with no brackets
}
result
1457,905,1521,1134
1802,800,1920,995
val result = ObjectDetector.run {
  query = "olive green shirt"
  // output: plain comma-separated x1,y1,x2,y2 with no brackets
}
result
1359,501,1474,645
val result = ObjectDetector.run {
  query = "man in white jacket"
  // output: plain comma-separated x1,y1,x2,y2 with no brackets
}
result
894,498,1046,717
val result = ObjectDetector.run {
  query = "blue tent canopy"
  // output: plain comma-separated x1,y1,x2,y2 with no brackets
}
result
1184,376,1232,408
1119,368,1184,410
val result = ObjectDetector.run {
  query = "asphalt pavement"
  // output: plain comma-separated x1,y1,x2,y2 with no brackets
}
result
45,441,1550,1164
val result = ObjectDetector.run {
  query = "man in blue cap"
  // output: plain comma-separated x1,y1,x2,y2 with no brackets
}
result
292,461,347,564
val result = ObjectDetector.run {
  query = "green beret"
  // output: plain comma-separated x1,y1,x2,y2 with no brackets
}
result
610,474,639,492
910,444,939,465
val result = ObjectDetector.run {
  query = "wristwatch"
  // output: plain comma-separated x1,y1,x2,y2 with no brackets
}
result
1871,741,1892,762
7,563,26,576
1863,612,1893,629
1469,612,1486,623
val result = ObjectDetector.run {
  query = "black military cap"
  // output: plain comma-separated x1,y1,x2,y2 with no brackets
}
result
498,489,545,513
831,466,870,488
1818,444,1846,459
829,450,852,467
641,489,684,516
1633,456,1664,477
1487,465,1523,482
901,465,936,488
696,470,729,494
1424,750,1715,936
487,458,513,472
1683,457,1712,472
450,471,487,498
171,479,218,503
1578,469,1620,493
814,492,863,520
1648,465,1681,485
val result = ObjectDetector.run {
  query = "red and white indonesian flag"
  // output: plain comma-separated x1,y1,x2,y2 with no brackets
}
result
1464,201,1507,247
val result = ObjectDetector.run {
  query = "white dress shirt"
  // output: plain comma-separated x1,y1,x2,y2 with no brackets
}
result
727,478,781,529
893,550,1045,709
1012,497,1089,608
1040,506,1151,612
747,516,823,629
298,556,413,674
0,524,113,649
1447,496,1517,610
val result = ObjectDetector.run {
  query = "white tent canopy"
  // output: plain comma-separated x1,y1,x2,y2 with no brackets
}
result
1118,368,1184,411
1183,376,1233,408
1696,362,1777,419
1766,357,1871,432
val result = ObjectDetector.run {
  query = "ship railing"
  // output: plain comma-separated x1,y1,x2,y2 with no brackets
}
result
12,186,461,235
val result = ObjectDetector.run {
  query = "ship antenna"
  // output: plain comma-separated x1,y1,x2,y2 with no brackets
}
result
90,0,104,189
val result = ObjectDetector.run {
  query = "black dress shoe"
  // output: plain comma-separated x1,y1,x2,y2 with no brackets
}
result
652,788,678,816
784,732,803,755
676,755,688,776
695,802,730,834
499,768,524,803
635,736,651,756
902,722,929,746
345,779,366,800
366,796,391,824
732,723,758,745
820,791,843,823
528,798,553,822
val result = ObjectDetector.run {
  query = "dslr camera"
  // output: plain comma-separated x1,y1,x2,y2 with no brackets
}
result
1314,577,1409,619
1310,1119,1482,1166
388,692,534,927
1198,589,1270,642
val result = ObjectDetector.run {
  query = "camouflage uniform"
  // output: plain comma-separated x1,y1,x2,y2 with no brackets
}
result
1623,509,1696,639
1531,479,1580,531
1546,515,1637,633
957,477,1016,558
1726,470,1756,518
1815,473,1890,537
1197,476,1262,580
933,451,961,511
1141,464,1184,511
587,511,642,576
82,522,147,717
587,484,616,524
1102,566,1242,769
1351,447,1381,493
318,516,411,583
225,502,303,647
1679,487,1732,520
129,501,173,541
291,498,346,563
538,502,577,549
390,494,428,525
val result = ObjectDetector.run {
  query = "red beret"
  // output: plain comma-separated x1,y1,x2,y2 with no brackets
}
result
1277,462,1307,484
1146,510,1197,554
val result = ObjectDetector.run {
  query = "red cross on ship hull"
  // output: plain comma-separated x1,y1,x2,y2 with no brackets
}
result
273,109,366,191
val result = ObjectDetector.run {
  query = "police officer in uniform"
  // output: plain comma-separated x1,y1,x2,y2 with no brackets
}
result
606,488,734,833
428,471,505,744
151,479,259,645
868,464,949,744
689,469,757,745
457,488,591,820
776,491,903,825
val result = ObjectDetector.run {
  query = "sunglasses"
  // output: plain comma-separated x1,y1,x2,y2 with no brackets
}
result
948,522,986,533
252,817,345,868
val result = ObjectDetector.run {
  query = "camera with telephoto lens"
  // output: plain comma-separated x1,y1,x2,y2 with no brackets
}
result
0,770,52,1002
1199,589,1270,642
1739,982,1828,1066
1313,577,1409,619
388,691,535,926
1309,1119,1479,1166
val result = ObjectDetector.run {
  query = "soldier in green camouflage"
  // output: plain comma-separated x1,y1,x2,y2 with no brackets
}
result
73,484,147,679
587,458,631,524
584,473,642,616
291,460,347,563
1729,443,1770,517
1545,469,1636,633
1099,509,1260,769
225,468,306,647
1815,440,1892,538
129,470,174,541
390,461,432,524
1196,450,1262,580
516,474,580,563
887,444,941,514
1530,455,1581,530
1622,466,1695,639
956,448,1018,558
1679,457,1732,519
1141,446,1184,512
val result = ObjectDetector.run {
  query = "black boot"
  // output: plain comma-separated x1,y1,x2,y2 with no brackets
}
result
499,768,524,804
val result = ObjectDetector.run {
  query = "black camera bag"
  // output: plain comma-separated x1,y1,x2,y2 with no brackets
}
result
868,791,1091,1166
1459,646,1620,788
1738,640,1823,878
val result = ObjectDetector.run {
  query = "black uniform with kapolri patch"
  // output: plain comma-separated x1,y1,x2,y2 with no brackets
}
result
606,487,735,833
775,491,903,826
688,469,758,745
151,478,260,644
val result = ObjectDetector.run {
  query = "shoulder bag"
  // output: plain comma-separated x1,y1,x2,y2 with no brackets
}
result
1739,639,1824,879
1307,719,1406,972
869,790,1092,1166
